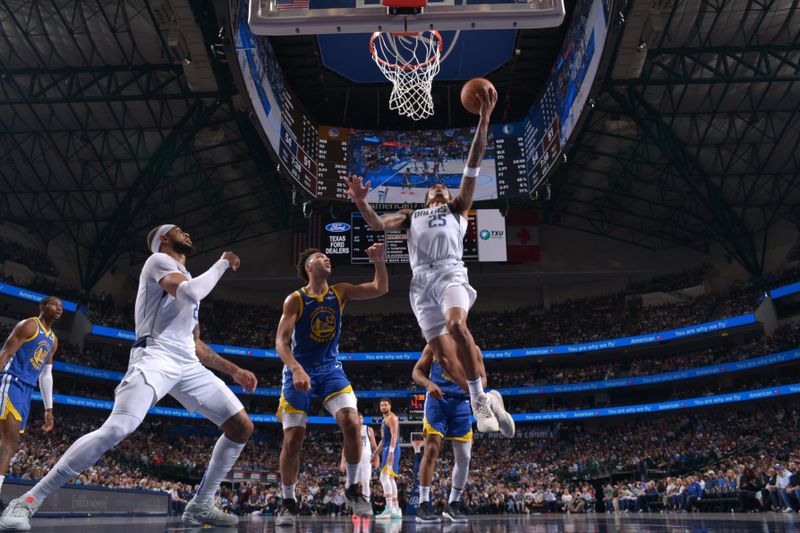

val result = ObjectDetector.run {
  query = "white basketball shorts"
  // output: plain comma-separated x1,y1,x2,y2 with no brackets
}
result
409,261,477,342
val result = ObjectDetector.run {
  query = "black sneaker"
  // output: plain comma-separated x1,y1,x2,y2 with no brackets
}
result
276,498,298,527
345,483,373,517
415,501,441,523
443,501,468,523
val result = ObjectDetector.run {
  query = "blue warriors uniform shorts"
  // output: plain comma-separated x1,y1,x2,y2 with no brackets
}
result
278,361,357,429
380,444,401,477
423,393,473,443
0,375,34,433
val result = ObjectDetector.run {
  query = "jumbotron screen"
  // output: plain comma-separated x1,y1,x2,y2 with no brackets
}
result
321,209,508,264
232,0,611,202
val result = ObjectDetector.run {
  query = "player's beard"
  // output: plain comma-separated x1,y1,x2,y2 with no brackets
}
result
172,240,193,255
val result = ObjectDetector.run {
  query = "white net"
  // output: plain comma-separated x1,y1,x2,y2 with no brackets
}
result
370,31,442,121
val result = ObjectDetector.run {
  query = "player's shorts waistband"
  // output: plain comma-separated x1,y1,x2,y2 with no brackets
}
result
284,359,340,374
412,259,464,275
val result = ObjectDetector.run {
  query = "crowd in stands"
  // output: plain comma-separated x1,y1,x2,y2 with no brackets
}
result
73,321,798,395
6,404,799,516
0,237,59,276
2,263,796,353
626,265,710,294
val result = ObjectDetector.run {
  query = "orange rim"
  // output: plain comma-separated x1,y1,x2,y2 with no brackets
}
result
369,30,443,71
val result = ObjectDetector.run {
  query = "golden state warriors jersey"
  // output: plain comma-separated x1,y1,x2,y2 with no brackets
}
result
291,287,343,368
4,317,55,386
430,355,468,399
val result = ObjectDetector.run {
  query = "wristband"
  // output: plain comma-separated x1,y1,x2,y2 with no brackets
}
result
463,166,480,178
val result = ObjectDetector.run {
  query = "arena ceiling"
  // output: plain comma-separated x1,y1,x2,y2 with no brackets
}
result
0,0,292,289
547,0,800,276
0,0,797,291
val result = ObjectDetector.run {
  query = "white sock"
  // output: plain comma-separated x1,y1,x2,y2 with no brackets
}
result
283,483,296,500
449,487,463,503
194,435,246,504
420,486,431,503
0,474,4,495
467,378,484,402
345,463,359,489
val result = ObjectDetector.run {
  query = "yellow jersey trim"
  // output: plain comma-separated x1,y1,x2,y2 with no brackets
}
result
300,286,328,303
422,418,444,439
22,318,39,343
323,384,353,405
331,285,346,313
33,317,53,338
293,291,304,322
445,430,473,443
0,398,22,423
276,392,307,423
380,464,399,478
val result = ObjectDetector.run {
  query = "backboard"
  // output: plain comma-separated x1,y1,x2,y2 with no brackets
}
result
247,0,566,36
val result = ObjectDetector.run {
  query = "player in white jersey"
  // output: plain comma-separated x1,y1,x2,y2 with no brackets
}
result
340,413,378,502
0,225,258,530
346,86,514,438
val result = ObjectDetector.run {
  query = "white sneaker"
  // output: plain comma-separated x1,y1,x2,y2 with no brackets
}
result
487,390,515,438
472,393,499,433
0,495,41,531
182,499,239,527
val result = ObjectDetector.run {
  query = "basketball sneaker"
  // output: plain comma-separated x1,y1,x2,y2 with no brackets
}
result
488,390,515,438
443,501,468,523
472,392,499,433
0,495,40,531
391,506,403,519
275,498,298,527
181,499,238,527
345,483,373,517
376,507,393,520
415,501,441,523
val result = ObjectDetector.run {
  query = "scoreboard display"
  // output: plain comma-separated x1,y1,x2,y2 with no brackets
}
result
348,212,479,264
317,126,349,201
493,122,531,198
278,90,317,196
407,392,426,421
277,89,563,202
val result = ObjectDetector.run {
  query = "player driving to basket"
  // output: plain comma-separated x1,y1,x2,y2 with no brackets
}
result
346,85,514,437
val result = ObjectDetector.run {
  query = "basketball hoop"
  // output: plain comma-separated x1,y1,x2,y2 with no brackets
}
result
369,30,443,121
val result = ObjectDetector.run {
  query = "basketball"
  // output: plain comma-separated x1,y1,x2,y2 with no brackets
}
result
460,77,495,115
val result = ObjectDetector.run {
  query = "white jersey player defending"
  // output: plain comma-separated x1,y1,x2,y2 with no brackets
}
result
340,413,378,502
346,87,514,437
1,225,258,530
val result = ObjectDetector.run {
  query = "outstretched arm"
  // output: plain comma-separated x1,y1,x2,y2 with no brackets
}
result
452,86,497,215
194,325,257,392
346,175,412,231
334,243,388,302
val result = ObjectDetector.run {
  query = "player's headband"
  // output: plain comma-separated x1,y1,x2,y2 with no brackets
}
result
150,224,177,255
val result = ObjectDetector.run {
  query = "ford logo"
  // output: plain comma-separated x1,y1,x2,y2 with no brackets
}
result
325,222,351,232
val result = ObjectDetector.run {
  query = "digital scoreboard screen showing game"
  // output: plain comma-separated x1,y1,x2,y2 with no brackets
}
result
233,0,611,202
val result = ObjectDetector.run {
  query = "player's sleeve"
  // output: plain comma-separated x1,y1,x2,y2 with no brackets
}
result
144,253,183,283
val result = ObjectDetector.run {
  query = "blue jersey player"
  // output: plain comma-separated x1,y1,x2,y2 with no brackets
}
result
0,296,61,499
274,243,388,526
372,398,402,520
412,341,506,524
